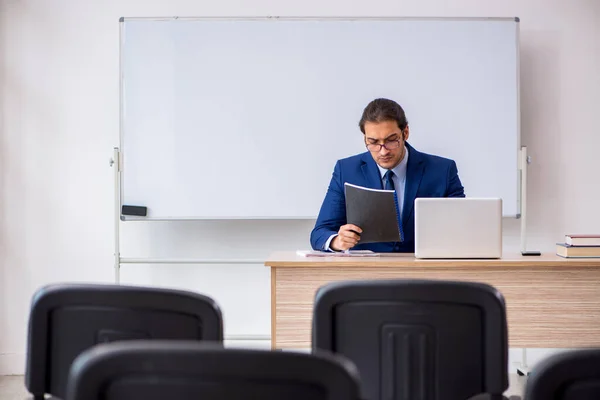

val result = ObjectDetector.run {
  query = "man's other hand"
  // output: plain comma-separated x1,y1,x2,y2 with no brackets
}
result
331,224,363,251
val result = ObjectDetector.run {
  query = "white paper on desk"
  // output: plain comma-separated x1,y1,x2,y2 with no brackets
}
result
296,250,380,257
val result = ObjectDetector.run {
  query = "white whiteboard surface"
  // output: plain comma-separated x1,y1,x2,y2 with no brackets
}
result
120,17,520,219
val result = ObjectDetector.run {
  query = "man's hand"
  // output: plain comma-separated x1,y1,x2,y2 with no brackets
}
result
331,224,363,251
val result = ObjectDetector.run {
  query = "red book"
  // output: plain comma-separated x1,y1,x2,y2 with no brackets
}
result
565,234,600,247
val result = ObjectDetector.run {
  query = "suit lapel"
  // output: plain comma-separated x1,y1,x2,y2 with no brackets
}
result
360,152,384,189
402,143,425,227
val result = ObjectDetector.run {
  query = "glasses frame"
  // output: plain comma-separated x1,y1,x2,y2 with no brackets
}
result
365,133,404,152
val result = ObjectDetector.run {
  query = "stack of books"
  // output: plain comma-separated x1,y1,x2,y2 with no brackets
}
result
556,234,600,258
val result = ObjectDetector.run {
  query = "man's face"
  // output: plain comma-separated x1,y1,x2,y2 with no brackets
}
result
364,120,409,169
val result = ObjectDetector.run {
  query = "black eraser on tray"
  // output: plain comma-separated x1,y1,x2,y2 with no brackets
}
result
122,205,147,216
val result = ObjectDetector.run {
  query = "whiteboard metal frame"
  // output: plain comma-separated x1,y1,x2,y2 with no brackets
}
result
118,16,522,220
119,16,519,22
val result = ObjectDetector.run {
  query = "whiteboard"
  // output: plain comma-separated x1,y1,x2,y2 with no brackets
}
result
120,17,520,219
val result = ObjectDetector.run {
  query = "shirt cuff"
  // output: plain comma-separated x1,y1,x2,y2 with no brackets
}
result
324,234,338,251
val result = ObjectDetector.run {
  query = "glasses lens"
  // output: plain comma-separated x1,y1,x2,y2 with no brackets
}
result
385,140,400,150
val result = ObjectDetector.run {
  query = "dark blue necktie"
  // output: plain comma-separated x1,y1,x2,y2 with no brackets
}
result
384,170,395,191
383,170,404,242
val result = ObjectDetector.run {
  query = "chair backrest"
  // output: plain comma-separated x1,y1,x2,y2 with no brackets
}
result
525,349,600,400
65,340,362,400
25,283,223,399
312,279,509,400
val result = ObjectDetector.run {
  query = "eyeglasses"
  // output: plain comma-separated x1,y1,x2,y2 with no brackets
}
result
365,138,402,152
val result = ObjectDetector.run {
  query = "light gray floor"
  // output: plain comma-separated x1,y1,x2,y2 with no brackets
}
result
1,374,527,399
0,377,32,400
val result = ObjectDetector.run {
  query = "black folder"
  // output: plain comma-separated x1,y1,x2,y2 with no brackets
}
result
344,183,403,244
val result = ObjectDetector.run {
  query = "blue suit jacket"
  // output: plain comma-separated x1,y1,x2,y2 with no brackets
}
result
310,142,465,252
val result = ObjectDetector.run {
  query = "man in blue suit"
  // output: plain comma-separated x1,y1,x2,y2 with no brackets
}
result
310,98,465,252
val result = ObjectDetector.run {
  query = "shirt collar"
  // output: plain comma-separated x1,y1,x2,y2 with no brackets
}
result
376,145,409,180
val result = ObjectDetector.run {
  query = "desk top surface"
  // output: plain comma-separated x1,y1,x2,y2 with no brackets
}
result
265,251,600,268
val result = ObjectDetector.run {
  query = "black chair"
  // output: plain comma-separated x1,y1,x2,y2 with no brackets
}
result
25,283,223,400
64,340,362,400
524,349,600,400
312,279,509,400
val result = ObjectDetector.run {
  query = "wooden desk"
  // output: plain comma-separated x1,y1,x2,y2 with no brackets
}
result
265,252,600,349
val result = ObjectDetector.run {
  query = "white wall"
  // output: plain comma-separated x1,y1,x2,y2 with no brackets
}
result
1,0,599,375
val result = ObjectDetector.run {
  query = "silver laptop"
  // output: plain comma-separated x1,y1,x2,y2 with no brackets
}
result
414,198,502,259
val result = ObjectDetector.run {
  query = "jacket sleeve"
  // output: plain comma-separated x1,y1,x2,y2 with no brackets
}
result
446,160,465,197
310,161,347,250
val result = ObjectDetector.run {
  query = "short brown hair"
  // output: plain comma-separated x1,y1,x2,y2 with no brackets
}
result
359,98,408,134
